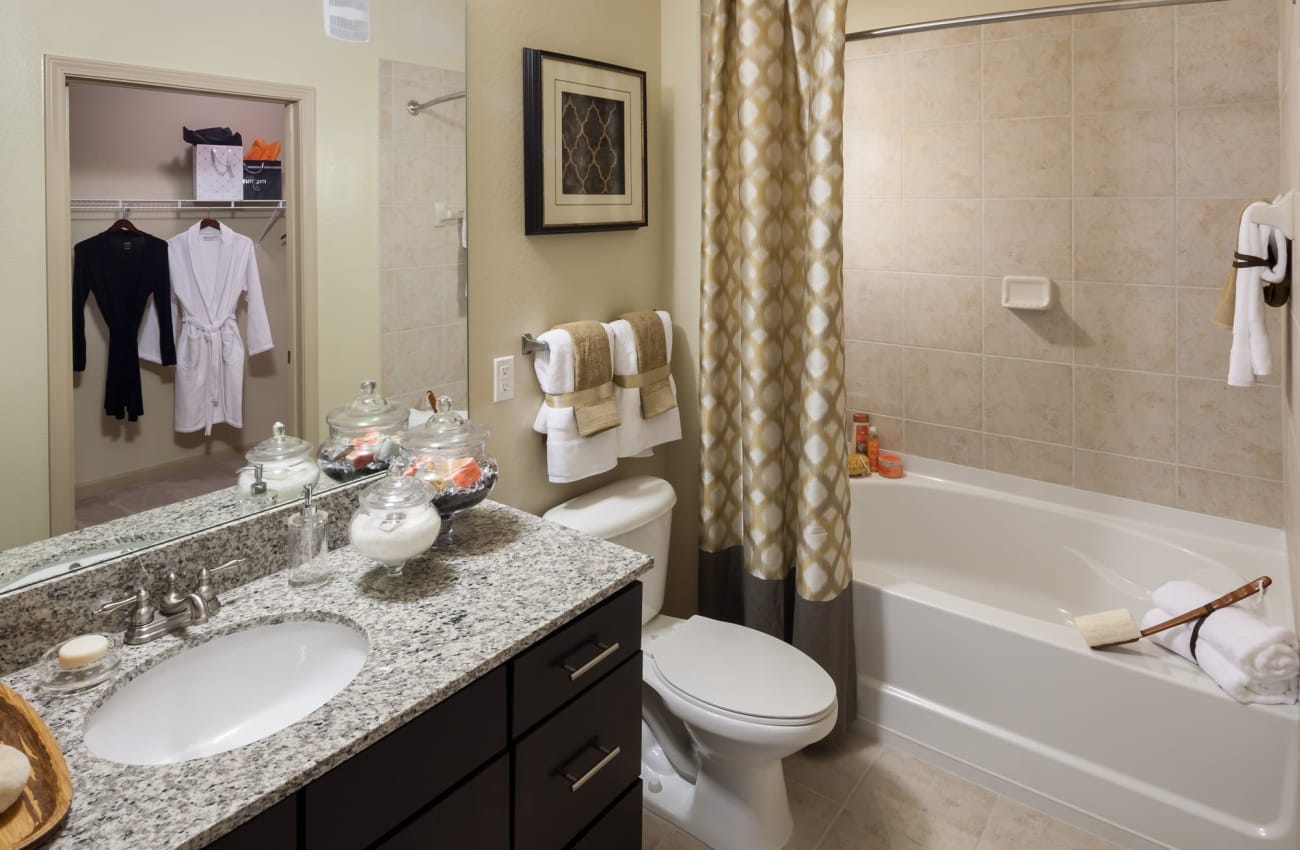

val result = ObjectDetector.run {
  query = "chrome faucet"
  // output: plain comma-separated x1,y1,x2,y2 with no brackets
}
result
97,559,245,645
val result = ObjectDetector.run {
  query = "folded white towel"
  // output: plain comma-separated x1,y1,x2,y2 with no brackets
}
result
1141,606,1298,705
1228,203,1287,387
531,326,619,484
609,311,682,458
1152,580,1300,683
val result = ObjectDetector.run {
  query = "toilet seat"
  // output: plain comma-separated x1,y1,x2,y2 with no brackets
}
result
648,616,837,727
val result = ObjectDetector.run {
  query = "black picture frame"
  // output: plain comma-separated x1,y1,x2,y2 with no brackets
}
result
522,48,648,235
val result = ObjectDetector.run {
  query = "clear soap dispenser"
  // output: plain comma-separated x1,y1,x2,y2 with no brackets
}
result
286,484,332,587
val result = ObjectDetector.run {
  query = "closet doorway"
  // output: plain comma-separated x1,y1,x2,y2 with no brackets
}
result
44,58,318,535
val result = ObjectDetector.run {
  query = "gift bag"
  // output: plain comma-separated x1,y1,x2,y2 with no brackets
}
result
193,144,244,201
243,160,283,200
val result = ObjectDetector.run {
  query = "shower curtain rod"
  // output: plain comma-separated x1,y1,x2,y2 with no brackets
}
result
847,0,1226,40
406,90,466,115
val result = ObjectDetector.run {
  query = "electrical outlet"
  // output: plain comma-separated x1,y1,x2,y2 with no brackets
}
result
493,355,514,402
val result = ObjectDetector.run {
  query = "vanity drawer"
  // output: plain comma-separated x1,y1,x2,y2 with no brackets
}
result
567,780,642,850
512,581,641,734
303,667,506,850
375,755,509,850
204,792,298,849
514,654,641,850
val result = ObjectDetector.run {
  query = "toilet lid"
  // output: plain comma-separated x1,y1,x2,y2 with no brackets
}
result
649,616,837,723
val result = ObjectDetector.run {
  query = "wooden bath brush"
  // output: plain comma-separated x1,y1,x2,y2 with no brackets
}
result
1076,576,1271,650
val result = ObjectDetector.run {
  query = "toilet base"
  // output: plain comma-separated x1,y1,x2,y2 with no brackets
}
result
641,721,794,850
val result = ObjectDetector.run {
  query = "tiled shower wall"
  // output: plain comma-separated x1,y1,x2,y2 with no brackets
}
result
843,0,1284,526
1280,0,1300,627
379,60,468,411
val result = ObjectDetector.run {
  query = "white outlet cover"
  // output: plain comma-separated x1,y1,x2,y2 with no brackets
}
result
493,355,514,402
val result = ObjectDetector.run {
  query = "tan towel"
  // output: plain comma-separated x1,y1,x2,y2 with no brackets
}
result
547,321,620,437
1212,272,1236,329
616,310,677,419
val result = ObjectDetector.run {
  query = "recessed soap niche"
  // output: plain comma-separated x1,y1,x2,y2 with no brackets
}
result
1001,276,1052,311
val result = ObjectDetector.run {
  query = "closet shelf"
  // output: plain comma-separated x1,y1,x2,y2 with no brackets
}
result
71,199,285,214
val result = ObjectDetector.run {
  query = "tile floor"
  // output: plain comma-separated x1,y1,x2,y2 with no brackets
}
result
75,454,245,527
643,732,1126,850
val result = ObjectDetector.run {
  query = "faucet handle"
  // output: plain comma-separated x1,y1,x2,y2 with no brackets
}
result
197,558,245,611
158,571,190,616
97,588,155,627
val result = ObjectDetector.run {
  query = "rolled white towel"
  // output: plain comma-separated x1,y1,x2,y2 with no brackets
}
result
1141,607,1298,705
1151,580,1300,683
0,743,31,813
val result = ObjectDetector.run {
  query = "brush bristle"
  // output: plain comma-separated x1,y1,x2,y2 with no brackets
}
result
1076,609,1141,648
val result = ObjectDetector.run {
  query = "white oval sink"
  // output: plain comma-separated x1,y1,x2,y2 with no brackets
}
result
84,620,369,765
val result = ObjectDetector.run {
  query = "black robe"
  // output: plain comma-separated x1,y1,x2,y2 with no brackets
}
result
72,230,177,421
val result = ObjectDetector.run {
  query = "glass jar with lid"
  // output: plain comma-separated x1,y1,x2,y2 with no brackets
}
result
318,380,406,482
239,421,320,502
349,462,441,576
398,395,499,546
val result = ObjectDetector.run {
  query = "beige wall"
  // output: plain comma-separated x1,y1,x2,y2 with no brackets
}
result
464,0,669,517
69,85,291,487
844,0,1284,526
0,0,460,548
1280,0,1300,630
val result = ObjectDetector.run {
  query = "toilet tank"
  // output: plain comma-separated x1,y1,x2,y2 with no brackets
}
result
543,476,676,625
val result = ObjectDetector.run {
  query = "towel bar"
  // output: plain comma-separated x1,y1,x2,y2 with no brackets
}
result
522,333,549,355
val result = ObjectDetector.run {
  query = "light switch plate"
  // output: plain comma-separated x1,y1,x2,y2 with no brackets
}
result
493,355,514,402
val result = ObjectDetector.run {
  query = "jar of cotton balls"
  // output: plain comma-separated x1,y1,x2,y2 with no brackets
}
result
349,462,441,577
241,421,320,502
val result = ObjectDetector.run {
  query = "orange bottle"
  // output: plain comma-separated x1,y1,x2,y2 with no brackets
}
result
852,412,870,455
866,425,880,473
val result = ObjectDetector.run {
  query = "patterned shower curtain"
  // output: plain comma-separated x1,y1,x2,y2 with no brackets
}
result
698,0,855,739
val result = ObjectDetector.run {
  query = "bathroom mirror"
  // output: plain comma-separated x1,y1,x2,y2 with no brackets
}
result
1,1,467,596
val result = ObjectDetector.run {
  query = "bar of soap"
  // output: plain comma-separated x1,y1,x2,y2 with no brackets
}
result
0,743,31,814
58,633,109,669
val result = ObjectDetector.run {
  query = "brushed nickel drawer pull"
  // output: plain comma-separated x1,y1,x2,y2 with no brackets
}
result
561,640,621,681
560,744,621,792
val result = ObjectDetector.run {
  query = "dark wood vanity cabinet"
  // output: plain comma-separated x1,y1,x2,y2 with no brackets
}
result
210,582,643,850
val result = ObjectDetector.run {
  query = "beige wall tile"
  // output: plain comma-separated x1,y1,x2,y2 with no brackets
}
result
390,267,443,332
983,278,1074,363
983,199,1072,280
845,199,904,271
984,356,1073,443
982,17,1070,41
1073,7,1172,28
903,122,981,198
847,341,905,416
1177,7,1279,107
904,421,984,466
983,33,1071,119
1175,198,1254,288
1178,467,1282,526
1178,378,1282,478
1073,109,1175,197
845,127,902,199
1177,103,1281,197
984,435,1074,486
905,348,983,427
900,26,980,51
1075,449,1178,505
903,45,981,125
1176,0,1275,16
871,414,905,452
1073,21,1175,113
845,271,905,344
1074,283,1176,372
904,274,983,352
983,117,1071,198
1074,199,1175,284
1075,367,1177,461
846,36,899,60
904,200,981,274
845,53,901,130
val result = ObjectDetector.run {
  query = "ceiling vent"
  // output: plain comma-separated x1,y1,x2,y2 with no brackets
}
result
323,0,370,43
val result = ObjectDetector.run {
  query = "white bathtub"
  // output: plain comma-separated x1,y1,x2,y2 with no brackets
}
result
850,457,1299,850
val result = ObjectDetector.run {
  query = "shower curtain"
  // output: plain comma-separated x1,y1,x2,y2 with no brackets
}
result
698,0,855,739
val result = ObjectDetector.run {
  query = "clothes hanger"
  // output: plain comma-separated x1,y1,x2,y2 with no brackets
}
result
199,218,221,230
106,217,141,234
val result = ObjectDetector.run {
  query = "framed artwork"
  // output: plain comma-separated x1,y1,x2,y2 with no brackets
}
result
522,48,648,234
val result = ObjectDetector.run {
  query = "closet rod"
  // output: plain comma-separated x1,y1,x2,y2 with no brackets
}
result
71,199,285,212
847,0,1225,40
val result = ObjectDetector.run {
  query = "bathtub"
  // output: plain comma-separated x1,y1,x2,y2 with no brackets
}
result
850,457,1299,850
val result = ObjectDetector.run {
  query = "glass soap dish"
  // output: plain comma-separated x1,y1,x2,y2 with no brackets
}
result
38,634,122,696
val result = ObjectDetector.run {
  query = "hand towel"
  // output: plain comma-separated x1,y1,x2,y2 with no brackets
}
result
609,310,683,458
1140,606,1298,705
532,324,619,483
1228,203,1287,386
1152,580,1300,684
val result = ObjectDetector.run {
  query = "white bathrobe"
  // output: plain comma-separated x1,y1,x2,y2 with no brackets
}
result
139,222,273,435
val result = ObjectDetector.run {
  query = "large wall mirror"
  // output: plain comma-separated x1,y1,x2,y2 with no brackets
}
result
1,3,467,596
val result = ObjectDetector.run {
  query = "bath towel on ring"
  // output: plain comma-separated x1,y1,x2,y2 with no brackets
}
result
532,322,620,483
609,310,682,458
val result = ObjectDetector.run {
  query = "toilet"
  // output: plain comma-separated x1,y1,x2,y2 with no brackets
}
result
544,476,837,850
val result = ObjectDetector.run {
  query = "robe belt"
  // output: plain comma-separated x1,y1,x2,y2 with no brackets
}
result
612,364,671,389
182,315,240,436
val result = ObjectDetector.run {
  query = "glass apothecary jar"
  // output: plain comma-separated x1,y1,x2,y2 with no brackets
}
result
240,421,320,502
399,395,498,546
349,462,441,576
318,380,406,482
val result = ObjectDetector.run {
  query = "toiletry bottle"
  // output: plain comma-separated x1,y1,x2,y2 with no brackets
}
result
853,412,870,455
867,425,881,473
286,484,332,587
237,464,274,512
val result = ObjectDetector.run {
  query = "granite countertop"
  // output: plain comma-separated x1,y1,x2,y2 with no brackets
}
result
2,501,651,850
